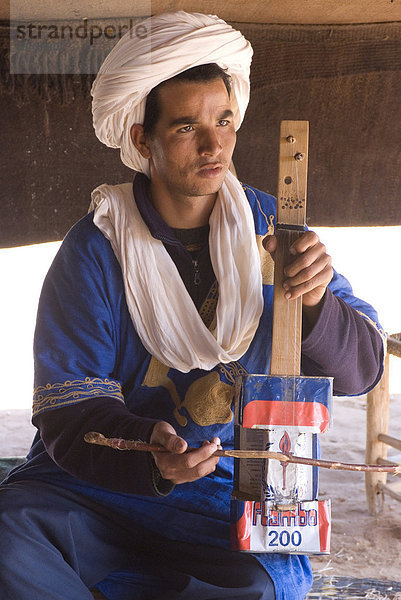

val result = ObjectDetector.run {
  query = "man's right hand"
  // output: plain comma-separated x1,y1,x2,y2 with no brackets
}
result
150,421,220,484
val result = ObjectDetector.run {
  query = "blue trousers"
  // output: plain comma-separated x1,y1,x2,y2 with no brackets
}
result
0,480,276,600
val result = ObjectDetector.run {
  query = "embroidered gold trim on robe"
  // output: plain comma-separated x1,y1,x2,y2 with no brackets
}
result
33,377,124,416
181,371,234,426
256,234,274,285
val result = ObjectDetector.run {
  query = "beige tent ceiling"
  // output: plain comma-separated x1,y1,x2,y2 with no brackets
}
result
3,0,401,23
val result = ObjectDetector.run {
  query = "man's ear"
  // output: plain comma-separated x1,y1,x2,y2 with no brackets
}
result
130,124,151,159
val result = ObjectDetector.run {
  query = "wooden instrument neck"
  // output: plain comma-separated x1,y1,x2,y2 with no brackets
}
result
270,121,309,377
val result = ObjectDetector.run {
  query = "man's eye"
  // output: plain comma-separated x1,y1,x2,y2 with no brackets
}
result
178,125,194,133
218,119,229,126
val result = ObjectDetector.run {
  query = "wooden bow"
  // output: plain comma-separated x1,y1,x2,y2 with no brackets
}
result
84,432,401,474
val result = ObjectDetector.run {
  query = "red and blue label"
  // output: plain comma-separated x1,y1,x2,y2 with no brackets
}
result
237,375,333,433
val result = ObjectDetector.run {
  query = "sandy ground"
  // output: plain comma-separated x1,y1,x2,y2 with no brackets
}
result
1,396,401,584
310,395,401,583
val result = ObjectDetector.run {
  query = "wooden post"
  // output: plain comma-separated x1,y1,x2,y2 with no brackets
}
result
365,352,390,515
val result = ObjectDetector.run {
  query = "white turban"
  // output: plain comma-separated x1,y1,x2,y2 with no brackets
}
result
91,11,253,175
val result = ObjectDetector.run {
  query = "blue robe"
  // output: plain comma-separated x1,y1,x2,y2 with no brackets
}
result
5,183,383,600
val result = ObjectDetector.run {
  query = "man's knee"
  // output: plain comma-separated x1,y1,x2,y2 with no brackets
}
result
0,481,129,597
0,483,53,563
0,483,33,536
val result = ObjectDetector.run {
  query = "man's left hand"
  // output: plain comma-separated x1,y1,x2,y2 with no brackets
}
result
263,230,333,307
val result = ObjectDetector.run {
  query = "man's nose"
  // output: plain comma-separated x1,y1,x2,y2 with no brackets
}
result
198,128,222,156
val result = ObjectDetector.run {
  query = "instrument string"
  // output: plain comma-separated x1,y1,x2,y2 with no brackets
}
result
275,123,308,498
292,147,300,436
289,140,303,475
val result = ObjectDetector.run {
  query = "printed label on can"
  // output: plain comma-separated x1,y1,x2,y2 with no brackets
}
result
231,499,331,554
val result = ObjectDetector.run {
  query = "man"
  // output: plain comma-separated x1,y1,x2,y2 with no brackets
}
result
0,12,384,600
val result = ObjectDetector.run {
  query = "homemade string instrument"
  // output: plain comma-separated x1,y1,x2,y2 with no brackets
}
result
84,120,399,553
230,120,332,554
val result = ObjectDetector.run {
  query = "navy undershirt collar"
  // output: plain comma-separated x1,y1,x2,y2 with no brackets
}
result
133,172,187,248
131,172,215,309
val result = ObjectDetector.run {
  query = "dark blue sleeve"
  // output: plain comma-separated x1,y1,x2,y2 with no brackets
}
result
242,183,384,396
32,214,172,496
301,273,385,395
33,397,173,496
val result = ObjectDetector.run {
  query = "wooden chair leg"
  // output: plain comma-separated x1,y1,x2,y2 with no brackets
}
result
365,352,390,515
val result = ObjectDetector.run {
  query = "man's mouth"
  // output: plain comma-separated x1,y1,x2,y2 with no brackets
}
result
197,163,224,177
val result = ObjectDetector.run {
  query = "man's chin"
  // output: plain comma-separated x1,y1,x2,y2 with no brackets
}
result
190,182,224,198
193,171,227,195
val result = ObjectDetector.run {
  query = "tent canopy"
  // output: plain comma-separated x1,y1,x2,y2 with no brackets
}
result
1,1,401,246
3,0,401,23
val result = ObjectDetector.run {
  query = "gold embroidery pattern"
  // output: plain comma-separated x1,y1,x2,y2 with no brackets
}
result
199,280,219,329
141,281,221,427
242,184,275,235
217,361,248,385
142,357,187,426
178,361,249,426
241,184,275,285
268,214,275,235
183,372,234,425
356,310,387,344
141,288,249,427
141,356,248,428
33,377,124,416
256,234,274,285
142,355,236,427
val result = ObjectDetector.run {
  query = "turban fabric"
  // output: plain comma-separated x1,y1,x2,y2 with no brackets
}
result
91,11,253,175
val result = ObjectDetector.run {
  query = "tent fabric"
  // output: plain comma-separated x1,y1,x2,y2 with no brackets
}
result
1,20,401,246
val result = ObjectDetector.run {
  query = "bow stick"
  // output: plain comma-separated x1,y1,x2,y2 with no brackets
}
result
84,432,400,474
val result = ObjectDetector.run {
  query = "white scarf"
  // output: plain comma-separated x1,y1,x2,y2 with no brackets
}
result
90,170,263,372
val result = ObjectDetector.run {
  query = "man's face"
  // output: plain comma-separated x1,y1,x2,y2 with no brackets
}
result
145,78,236,205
